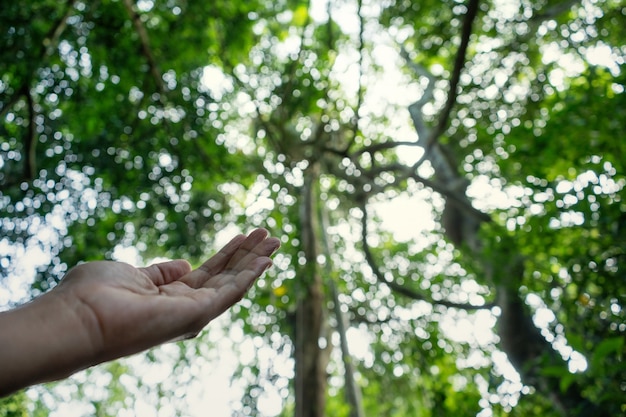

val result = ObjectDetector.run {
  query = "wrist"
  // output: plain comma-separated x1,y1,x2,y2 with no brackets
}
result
0,291,97,396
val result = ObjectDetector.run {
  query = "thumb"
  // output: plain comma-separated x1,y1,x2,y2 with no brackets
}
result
140,259,193,285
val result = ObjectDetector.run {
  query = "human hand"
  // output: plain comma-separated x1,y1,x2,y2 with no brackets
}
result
53,228,281,365
0,228,280,396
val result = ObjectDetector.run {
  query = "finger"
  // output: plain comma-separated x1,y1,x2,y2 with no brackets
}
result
152,259,273,345
155,257,275,343
224,228,270,264
223,229,280,272
201,256,274,314
140,259,192,285
231,257,274,293
179,233,247,288
182,229,279,289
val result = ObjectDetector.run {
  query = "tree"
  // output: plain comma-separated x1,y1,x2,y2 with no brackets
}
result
1,0,625,416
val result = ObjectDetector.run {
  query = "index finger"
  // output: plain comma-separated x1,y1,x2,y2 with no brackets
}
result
181,229,279,289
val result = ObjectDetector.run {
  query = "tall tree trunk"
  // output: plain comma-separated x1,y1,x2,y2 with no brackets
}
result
329,279,365,417
401,4,605,405
493,257,610,417
294,162,328,417
320,206,365,417
427,141,607,415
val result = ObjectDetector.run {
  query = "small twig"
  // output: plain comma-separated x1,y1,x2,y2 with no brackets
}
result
24,87,37,181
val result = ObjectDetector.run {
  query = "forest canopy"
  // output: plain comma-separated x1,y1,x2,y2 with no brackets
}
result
1,0,625,416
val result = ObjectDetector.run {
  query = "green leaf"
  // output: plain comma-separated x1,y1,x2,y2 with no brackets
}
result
591,337,625,370
292,4,309,27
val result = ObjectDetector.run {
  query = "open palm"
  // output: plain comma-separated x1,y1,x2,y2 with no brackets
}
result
55,228,280,364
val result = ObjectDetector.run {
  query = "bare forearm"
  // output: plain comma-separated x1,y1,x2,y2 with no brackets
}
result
0,292,94,397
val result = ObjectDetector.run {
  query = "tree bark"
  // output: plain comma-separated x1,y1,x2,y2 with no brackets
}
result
294,162,328,417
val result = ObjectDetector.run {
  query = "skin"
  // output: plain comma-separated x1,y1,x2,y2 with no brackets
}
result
0,228,280,397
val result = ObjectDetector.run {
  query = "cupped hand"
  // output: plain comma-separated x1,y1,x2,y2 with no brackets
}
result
54,228,280,364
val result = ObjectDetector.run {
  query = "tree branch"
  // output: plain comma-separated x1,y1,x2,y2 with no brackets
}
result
23,87,37,181
0,0,77,121
349,140,422,159
355,161,491,223
359,200,494,311
399,0,481,184
41,0,78,59
400,45,435,145
349,308,394,325
122,0,165,93
345,0,365,155
531,0,580,21
426,0,480,147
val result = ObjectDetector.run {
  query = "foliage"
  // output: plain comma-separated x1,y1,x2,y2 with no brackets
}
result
0,391,29,417
1,0,625,416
